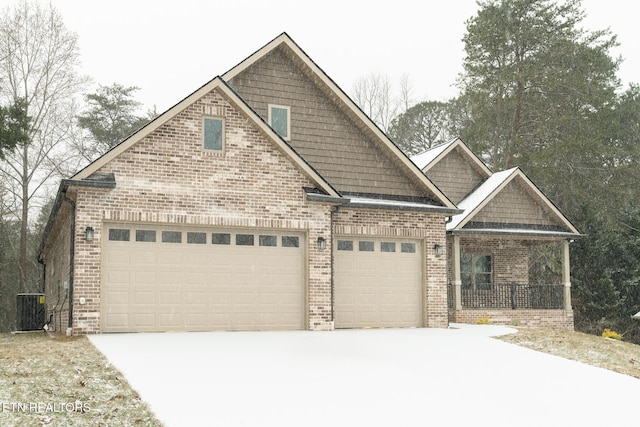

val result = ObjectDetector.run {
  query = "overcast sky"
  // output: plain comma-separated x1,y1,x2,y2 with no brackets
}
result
45,0,639,113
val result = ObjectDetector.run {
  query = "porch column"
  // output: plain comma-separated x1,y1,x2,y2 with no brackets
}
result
453,235,462,310
562,240,572,310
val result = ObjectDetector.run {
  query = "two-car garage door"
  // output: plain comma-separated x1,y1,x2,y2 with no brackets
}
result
101,224,424,332
101,224,306,332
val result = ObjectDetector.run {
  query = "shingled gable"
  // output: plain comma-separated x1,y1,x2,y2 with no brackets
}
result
412,138,491,177
70,77,339,198
448,167,582,238
223,32,456,211
411,138,492,204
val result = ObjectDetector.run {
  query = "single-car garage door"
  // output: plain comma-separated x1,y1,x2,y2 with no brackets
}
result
101,224,306,332
334,237,422,328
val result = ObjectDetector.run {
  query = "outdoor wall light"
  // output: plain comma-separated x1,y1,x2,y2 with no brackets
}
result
85,226,94,242
434,244,443,257
317,236,326,251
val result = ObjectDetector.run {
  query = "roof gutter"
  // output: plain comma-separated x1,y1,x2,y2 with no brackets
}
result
39,175,116,259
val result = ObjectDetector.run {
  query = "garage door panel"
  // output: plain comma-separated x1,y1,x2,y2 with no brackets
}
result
102,225,305,332
132,250,157,264
103,314,129,330
104,270,131,286
105,249,132,265
335,237,422,329
158,275,182,287
133,271,156,285
158,251,183,265
103,290,129,305
157,314,182,329
184,272,209,286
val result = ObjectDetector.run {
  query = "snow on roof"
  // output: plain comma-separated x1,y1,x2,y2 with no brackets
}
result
346,195,454,213
447,167,519,230
410,139,456,170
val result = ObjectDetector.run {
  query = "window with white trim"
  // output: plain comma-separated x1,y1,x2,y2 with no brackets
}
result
268,105,290,140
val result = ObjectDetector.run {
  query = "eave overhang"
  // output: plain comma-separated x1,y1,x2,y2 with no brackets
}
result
305,189,462,215
39,174,117,259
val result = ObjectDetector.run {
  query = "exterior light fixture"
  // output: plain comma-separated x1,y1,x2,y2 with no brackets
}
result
317,236,326,250
85,226,94,242
434,244,443,257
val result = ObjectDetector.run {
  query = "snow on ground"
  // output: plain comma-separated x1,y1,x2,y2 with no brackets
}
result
89,324,639,427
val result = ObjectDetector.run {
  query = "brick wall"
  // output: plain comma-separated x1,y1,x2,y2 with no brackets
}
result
46,88,336,334
448,237,529,284
450,309,574,330
43,213,71,333
334,208,449,328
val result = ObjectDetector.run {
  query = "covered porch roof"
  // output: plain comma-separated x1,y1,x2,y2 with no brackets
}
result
447,167,583,241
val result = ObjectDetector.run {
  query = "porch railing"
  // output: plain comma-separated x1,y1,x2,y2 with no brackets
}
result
447,283,565,310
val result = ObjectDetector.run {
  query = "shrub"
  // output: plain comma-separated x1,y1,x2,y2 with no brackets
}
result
476,316,491,325
602,328,623,340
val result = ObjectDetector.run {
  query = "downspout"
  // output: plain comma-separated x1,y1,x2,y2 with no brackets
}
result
62,192,76,334
37,256,47,329
37,257,46,293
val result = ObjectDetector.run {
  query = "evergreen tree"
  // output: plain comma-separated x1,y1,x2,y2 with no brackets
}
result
0,98,29,159
76,83,155,161
388,101,453,155
457,0,619,195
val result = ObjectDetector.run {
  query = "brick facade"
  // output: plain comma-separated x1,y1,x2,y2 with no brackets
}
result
449,309,574,330
448,237,529,285
44,213,71,333
43,34,575,336
44,88,337,334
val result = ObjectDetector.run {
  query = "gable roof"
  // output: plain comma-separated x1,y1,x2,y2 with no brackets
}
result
71,77,340,198
223,32,457,210
447,167,582,238
411,138,492,177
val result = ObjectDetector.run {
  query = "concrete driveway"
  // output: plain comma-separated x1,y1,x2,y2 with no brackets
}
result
89,324,639,426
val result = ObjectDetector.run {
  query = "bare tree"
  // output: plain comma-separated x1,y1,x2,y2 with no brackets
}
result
0,0,86,292
351,73,412,133
398,74,415,112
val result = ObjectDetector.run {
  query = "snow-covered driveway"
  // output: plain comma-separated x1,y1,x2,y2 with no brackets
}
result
89,324,638,426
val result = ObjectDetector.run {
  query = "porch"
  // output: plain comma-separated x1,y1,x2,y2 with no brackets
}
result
446,236,575,330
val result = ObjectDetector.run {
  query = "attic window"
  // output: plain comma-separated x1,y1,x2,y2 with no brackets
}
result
268,104,290,140
203,117,224,151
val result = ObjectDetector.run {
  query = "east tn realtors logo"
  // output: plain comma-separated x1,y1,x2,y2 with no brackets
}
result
1,402,90,413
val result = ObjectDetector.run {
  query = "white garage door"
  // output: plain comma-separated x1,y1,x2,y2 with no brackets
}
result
101,224,306,332
334,237,422,328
